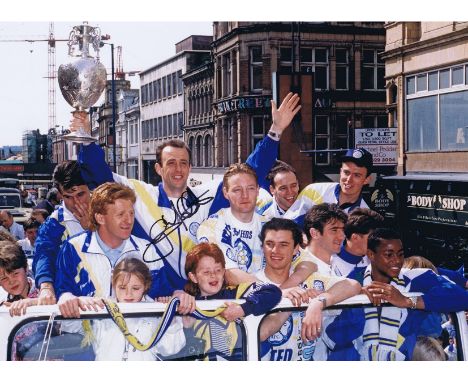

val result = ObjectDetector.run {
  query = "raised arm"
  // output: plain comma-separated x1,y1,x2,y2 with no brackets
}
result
246,92,301,190
209,93,302,215
78,142,114,189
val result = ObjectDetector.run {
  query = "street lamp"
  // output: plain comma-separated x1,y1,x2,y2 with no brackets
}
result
101,35,117,172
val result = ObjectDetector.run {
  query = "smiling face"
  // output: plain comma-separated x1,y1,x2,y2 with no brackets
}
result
339,162,371,202
270,171,299,212
0,266,29,298
368,239,404,283
155,146,191,198
312,219,345,255
114,272,145,303
95,198,135,248
188,255,225,297
262,229,298,273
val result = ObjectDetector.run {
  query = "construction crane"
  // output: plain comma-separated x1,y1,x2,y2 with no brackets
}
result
0,22,68,133
47,22,56,133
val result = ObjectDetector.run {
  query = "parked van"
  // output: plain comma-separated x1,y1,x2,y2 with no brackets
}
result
0,187,31,224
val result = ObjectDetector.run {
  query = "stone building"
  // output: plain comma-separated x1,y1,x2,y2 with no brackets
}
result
139,35,212,184
209,22,387,186
381,22,468,270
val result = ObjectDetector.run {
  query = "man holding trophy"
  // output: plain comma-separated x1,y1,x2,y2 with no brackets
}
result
33,23,107,304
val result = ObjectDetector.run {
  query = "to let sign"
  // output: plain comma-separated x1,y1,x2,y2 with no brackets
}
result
355,128,397,166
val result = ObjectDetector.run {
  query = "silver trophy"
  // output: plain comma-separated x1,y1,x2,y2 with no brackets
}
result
58,22,107,142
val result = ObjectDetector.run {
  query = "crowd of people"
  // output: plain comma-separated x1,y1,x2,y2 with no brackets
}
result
1,92,468,361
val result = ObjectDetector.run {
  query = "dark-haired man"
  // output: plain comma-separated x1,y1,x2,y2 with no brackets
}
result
32,160,91,305
284,148,373,226
302,203,348,275
331,208,384,278
257,218,360,361
79,93,302,295
327,228,468,361
197,163,314,287
257,160,299,219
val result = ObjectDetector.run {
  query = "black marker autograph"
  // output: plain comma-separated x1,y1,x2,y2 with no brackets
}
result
143,189,214,264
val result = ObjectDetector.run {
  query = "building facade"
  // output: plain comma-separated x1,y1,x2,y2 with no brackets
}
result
139,35,212,184
210,22,387,187
22,129,52,164
115,88,140,177
182,61,218,186
96,78,132,171
381,22,468,270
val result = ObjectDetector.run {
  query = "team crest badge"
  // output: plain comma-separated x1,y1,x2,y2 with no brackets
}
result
268,315,293,346
189,222,200,236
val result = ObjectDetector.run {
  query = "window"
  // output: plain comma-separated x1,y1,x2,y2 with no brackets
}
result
156,79,162,101
164,115,172,137
196,135,203,167
149,81,154,102
172,72,177,96
440,69,450,89
428,72,438,91
300,47,329,90
363,115,387,129
157,117,162,138
223,54,231,97
335,48,349,90
128,159,138,179
153,118,158,140
452,66,464,86
250,46,263,92
167,75,172,97
407,77,415,95
177,112,184,136
162,116,167,137
417,74,427,92
440,91,468,150
279,47,292,73
177,70,183,94
226,119,234,165
315,115,330,165
362,49,385,90
204,135,213,167
251,116,268,150
406,64,468,152
335,115,350,151
407,96,438,151
162,77,167,98
6,314,248,361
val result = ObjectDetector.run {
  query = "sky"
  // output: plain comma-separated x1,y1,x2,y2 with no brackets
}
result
0,0,449,148
0,21,213,146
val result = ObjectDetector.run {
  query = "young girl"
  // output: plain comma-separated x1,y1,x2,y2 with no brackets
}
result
90,257,186,361
182,242,282,360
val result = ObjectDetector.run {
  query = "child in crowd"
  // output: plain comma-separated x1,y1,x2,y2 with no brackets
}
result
90,257,185,361
17,218,40,272
180,242,282,360
0,241,43,360
0,242,39,315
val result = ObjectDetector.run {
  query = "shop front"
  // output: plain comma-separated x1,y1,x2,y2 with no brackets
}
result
376,174,468,272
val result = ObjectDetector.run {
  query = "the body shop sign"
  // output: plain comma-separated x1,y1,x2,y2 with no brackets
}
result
355,128,397,165
407,193,468,227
